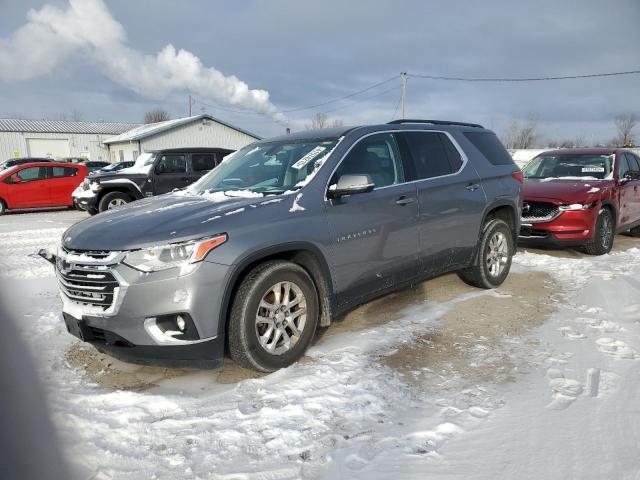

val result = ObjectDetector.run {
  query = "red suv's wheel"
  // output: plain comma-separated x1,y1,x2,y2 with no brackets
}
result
585,208,614,255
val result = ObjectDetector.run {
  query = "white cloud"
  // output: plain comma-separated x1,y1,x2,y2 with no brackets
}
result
0,0,283,121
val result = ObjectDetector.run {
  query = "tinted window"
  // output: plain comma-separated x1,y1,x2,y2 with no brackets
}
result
11,167,46,182
332,133,404,188
464,131,514,165
156,154,186,174
617,154,630,178
626,153,640,171
404,131,457,179
192,154,217,172
51,166,77,177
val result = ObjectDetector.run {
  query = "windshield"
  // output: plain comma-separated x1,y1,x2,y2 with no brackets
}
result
192,138,339,195
523,154,614,180
118,152,155,174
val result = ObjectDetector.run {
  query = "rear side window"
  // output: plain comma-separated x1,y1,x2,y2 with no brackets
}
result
403,131,461,179
464,131,514,165
192,154,217,172
51,166,77,177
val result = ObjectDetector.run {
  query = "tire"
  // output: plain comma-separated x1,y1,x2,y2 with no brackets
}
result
0,199,6,215
457,218,514,289
585,208,614,255
87,207,98,216
98,191,131,212
228,260,319,372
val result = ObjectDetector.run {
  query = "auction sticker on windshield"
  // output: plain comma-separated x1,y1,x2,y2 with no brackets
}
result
292,146,326,170
582,166,605,173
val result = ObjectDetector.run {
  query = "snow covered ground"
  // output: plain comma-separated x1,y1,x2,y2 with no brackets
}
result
1,209,640,480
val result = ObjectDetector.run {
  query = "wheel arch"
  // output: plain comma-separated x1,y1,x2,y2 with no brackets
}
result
600,200,618,229
95,185,141,206
469,200,519,266
218,242,336,343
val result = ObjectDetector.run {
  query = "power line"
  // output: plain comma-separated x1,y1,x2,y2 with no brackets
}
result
281,75,398,113
313,85,400,116
408,69,640,82
390,91,403,122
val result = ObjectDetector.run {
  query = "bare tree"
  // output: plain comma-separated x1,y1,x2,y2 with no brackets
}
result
144,109,170,124
305,113,344,130
611,113,636,147
500,116,537,149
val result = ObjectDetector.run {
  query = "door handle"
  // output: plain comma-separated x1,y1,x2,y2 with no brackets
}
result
466,183,480,191
395,195,416,206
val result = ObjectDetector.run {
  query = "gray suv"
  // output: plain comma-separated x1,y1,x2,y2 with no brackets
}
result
42,120,523,372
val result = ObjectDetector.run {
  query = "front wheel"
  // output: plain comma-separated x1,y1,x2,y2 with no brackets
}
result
228,260,319,372
98,191,132,212
585,208,614,255
457,218,514,289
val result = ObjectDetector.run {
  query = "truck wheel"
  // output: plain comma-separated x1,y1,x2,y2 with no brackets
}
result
87,207,98,216
228,260,319,372
0,199,6,215
98,191,131,212
585,208,614,255
457,218,514,289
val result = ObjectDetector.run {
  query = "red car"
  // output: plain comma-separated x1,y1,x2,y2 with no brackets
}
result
0,162,88,215
519,148,640,255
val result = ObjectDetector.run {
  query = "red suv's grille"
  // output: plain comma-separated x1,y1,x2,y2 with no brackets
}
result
522,201,560,223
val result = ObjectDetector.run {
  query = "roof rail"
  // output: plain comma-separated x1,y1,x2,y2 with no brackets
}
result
387,119,484,128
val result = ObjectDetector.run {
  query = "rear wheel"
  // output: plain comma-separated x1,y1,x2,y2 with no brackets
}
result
0,199,6,215
98,191,131,212
457,218,514,289
228,260,319,372
585,208,614,255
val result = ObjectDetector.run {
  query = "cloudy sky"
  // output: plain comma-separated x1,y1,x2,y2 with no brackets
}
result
1,0,639,144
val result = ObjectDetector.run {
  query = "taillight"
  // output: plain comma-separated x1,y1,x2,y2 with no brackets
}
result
512,171,524,183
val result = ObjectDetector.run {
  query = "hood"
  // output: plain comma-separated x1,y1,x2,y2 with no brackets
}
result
90,170,147,181
523,178,611,204
62,191,285,251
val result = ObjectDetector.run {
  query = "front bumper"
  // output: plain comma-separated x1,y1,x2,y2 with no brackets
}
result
519,206,599,247
49,249,232,368
72,187,98,211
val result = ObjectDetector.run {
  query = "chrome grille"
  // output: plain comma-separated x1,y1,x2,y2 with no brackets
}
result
62,247,112,260
521,201,560,223
56,258,120,310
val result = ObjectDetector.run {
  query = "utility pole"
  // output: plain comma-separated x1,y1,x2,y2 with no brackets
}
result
188,94,192,116
400,72,408,119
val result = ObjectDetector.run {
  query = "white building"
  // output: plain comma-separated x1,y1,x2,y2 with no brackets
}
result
103,114,261,162
0,118,139,162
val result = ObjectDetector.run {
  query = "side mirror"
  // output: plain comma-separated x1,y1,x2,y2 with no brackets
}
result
11,176,22,184
327,174,375,199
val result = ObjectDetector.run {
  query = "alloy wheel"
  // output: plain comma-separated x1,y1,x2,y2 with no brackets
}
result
255,281,307,355
486,231,509,277
107,198,127,209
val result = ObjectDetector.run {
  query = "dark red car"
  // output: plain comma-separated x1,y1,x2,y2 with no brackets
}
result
519,148,640,255
0,162,88,215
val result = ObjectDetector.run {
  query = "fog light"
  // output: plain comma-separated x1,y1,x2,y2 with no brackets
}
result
176,315,186,332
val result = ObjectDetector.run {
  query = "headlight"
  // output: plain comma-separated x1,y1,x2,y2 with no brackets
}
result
559,203,594,211
123,234,227,272
90,181,102,192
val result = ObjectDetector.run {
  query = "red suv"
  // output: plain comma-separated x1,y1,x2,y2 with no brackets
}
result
519,148,640,255
0,162,88,215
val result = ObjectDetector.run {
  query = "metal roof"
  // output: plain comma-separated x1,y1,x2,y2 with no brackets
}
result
0,118,140,135
103,114,261,144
